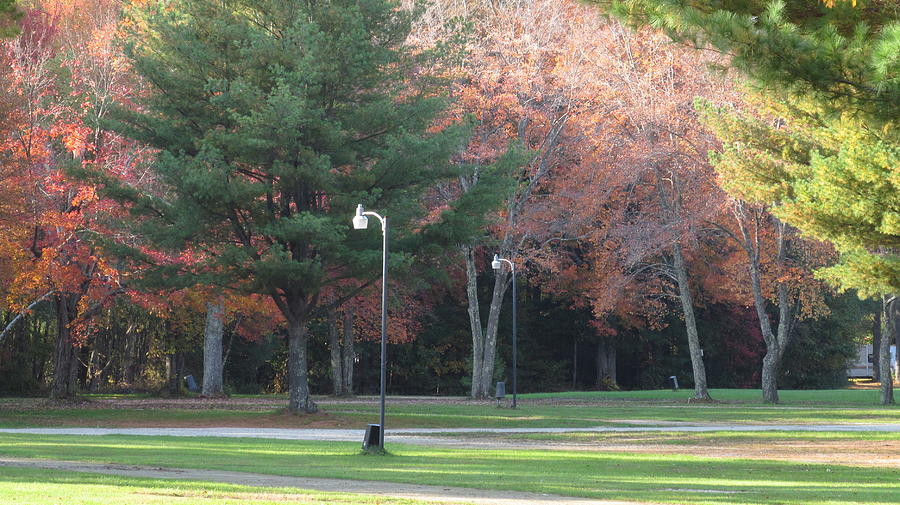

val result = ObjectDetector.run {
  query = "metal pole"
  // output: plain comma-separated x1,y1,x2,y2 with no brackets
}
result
379,217,388,451
511,264,517,409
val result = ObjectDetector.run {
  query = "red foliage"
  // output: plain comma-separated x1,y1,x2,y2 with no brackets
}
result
0,1,140,344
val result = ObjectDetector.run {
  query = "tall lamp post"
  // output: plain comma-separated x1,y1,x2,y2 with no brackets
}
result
353,204,388,451
491,254,517,409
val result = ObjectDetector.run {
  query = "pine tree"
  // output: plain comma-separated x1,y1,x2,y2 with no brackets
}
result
103,0,468,412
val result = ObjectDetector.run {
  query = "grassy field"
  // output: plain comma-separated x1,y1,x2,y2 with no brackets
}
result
0,433,897,505
0,466,420,505
524,387,892,404
1,404,897,430
451,429,900,444
1,388,898,429
1,389,897,504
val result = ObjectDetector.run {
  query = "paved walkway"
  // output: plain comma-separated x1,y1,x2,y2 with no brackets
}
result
2,423,900,442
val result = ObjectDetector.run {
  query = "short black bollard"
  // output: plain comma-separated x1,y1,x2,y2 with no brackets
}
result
362,424,382,451
669,375,679,392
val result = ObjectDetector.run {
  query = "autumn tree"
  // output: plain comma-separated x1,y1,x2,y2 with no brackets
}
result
413,0,650,399
0,3,133,398
596,0,899,402
103,0,468,413
707,202,832,403
495,4,736,399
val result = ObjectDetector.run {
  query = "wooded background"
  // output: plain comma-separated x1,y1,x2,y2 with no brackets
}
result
0,0,897,406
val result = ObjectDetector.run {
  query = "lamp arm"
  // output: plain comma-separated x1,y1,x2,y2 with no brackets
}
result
362,211,386,231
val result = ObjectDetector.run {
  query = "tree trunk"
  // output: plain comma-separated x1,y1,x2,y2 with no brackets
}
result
341,307,355,395
760,349,780,404
880,296,895,405
873,309,882,381
596,338,617,388
894,300,900,380
672,242,711,400
462,243,487,398
165,352,182,395
651,167,709,400
50,294,79,399
202,301,225,397
736,209,793,404
328,306,343,396
572,340,577,388
480,268,510,398
753,269,792,405
86,348,101,392
123,324,138,385
287,320,317,413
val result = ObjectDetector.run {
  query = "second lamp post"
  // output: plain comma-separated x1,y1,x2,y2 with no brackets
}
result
491,254,517,409
353,204,388,451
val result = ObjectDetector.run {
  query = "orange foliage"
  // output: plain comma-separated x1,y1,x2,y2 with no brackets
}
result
0,1,140,343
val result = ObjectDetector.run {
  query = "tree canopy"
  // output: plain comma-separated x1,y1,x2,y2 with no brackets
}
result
594,0,900,295
100,0,469,411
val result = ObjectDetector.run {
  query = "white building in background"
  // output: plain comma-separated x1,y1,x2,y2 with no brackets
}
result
847,344,898,378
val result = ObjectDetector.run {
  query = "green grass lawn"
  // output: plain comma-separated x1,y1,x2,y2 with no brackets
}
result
5,404,900,429
0,466,421,505
478,429,900,444
0,406,360,429
328,401,900,426
1,388,897,429
0,433,897,505
524,388,892,404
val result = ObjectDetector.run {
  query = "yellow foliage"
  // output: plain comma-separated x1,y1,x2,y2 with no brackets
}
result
820,0,856,7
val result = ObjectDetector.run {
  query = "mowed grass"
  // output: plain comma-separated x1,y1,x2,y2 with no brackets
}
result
480,429,900,444
328,401,900,426
0,405,362,429
1,388,898,429
526,387,890,404
0,466,421,505
0,433,897,505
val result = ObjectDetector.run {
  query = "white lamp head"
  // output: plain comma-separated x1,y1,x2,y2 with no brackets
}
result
353,204,368,229
491,254,502,270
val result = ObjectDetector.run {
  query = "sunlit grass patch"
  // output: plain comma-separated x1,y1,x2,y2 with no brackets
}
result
504,430,900,444
1,433,898,505
0,466,422,505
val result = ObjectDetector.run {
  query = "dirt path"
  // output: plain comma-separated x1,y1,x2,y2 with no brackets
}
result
0,457,639,505
3,425,898,473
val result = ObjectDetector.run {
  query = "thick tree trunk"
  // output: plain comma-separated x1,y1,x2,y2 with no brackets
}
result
287,321,317,413
880,296,895,405
596,338,617,388
50,294,79,399
672,242,711,400
462,244,487,398
760,349,782,404
341,308,355,395
753,270,792,404
328,307,343,396
480,269,510,398
202,301,225,397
